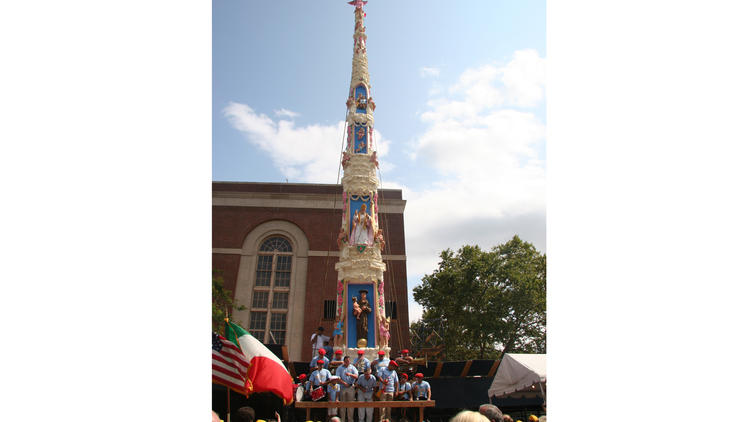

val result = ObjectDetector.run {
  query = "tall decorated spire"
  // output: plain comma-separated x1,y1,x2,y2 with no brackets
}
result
334,0,390,355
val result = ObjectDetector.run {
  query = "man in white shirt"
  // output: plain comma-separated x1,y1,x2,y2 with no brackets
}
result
335,355,359,422
355,367,377,422
310,326,330,358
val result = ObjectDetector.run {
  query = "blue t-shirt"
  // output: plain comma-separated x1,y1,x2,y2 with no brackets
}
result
397,381,411,399
310,368,332,387
412,381,431,399
356,374,378,399
327,382,340,400
352,356,370,373
310,355,330,369
379,368,398,393
336,364,359,386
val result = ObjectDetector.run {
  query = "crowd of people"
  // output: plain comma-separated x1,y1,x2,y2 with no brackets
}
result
298,347,430,422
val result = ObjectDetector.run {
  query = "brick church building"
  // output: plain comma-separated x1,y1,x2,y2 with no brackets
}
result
212,181,410,361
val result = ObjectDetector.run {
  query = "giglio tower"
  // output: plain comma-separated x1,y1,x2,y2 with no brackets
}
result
334,0,391,355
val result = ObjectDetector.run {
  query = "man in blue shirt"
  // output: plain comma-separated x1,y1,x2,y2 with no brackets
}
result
336,355,359,422
352,349,370,374
355,367,377,422
412,373,431,400
378,360,399,422
310,348,330,370
373,350,390,380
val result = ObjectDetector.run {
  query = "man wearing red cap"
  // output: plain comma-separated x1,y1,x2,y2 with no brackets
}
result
412,373,430,400
310,348,331,369
378,360,399,422
353,349,370,373
373,350,390,379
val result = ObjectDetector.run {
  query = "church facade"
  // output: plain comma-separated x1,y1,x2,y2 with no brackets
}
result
212,181,410,361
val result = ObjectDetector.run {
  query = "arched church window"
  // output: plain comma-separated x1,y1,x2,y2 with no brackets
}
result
250,236,292,344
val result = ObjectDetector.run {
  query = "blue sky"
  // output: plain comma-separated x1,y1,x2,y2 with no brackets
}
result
213,0,546,322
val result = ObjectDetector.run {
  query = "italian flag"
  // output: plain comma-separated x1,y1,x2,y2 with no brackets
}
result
225,320,294,404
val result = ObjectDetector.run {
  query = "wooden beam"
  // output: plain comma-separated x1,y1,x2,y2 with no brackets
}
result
432,361,444,378
488,360,501,377
459,360,473,378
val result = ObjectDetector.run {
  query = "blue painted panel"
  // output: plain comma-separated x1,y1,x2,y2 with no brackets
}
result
347,283,375,347
353,124,368,154
354,85,368,114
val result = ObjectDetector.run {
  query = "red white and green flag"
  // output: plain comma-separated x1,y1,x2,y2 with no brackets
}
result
225,320,294,405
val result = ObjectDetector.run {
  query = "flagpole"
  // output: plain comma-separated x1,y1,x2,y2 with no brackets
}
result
227,385,231,422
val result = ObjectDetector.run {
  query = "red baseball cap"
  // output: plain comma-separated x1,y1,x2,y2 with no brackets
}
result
378,350,385,355
401,349,409,354
335,349,343,355
415,373,424,378
317,359,325,365
388,360,398,367
357,350,365,355
299,374,307,380
318,348,326,354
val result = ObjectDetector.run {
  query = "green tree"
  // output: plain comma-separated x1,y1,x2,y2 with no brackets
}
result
412,235,546,360
212,269,247,334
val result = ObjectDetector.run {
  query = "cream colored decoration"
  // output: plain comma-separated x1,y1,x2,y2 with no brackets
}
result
341,155,378,196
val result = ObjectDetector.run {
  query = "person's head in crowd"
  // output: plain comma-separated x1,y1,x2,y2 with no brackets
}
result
212,410,221,422
377,350,386,360
414,373,424,384
528,416,538,422
501,415,513,422
317,326,324,334
449,410,490,422
318,348,326,357
401,349,409,357
357,349,365,356
298,373,307,382
388,360,398,370
343,355,351,365
330,417,341,422
316,359,324,369
399,373,407,382
335,349,343,359
234,406,255,422
478,404,503,422
363,366,372,379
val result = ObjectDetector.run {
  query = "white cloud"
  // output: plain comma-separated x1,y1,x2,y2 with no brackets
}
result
419,66,440,78
405,50,547,279
224,102,391,183
274,108,299,119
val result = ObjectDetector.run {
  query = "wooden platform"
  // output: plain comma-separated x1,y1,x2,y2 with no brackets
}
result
294,400,435,422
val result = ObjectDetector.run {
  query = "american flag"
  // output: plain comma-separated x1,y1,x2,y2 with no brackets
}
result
212,332,250,394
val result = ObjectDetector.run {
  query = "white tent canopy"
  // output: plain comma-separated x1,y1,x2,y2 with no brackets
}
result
488,353,547,398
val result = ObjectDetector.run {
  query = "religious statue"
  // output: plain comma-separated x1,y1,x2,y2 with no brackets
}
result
356,93,367,110
355,290,371,343
375,229,385,252
379,311,390,347
350,203,374,245
337,227,348,249
333,318,344,348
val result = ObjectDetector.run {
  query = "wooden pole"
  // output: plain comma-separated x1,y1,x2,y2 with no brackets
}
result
227,385,231,422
